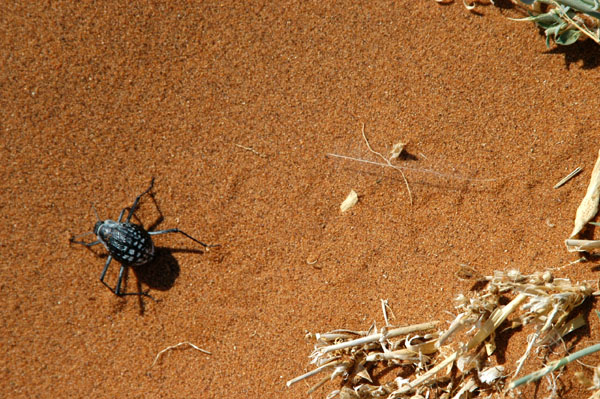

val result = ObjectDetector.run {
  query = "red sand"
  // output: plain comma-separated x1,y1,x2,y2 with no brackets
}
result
2,1,600,398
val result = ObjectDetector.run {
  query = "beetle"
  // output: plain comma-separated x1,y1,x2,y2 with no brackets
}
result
70,178,217,297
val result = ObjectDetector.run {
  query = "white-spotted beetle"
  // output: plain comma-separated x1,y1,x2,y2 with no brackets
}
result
70,178,218,297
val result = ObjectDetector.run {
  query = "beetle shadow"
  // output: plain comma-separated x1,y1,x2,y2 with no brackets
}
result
131,247,207,292
131,248,180,292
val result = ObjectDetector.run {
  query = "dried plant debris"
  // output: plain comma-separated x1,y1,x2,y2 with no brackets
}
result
327,123,495,202
150,341,211,369
341,190,359,212
389,141,408,161
566,150,600,252
288,270,593,398
576,357,600,399
554,167,582,189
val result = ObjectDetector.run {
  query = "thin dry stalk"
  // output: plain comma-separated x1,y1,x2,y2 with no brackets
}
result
326,153,496,182
381,299,395,326
317,321,440,356
360,123,413,204
554,167,582,189
150,341,211,368
235,143,266,158
286,358,342,387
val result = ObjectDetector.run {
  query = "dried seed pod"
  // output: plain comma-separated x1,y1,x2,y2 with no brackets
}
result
487,284,499,295
340,190,358,212
389,141,407,160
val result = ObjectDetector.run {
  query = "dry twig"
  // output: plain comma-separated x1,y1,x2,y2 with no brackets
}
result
359,123,413,204
235,143,266,158
150,341,211,368
554,167,582,189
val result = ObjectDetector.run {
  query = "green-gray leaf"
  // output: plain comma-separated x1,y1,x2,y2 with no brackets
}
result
556,29,581,44
544,21,567,37
556,0,600,19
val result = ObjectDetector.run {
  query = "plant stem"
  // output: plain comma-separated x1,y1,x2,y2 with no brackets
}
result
509,343,600,389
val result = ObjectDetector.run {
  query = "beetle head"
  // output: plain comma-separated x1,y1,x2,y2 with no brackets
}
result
93,220,103,236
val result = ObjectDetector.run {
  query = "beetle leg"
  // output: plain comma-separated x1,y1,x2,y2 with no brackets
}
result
117,207,127,222
99,255,114,292
114,263,126,295
126,178,155,223
149,228,219,248
104,261,154,298
70,231,101,246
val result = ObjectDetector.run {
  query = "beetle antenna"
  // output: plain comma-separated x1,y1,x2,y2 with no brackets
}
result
91,204,102,222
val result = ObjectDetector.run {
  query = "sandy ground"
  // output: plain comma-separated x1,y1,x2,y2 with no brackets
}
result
2,1,600,398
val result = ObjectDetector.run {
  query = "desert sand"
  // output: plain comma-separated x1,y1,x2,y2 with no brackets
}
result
2,1,600,398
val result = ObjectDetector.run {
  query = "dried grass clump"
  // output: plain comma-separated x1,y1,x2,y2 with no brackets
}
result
288,270,593,398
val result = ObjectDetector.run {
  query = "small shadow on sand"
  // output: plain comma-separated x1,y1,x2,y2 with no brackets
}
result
131,247,207,314
547,39,600,70
132,248,180,292
132,247,206,292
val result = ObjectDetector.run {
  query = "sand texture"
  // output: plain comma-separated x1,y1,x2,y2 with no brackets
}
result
2,1,600,398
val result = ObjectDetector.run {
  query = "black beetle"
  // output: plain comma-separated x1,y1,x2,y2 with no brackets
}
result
70,178,218,297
